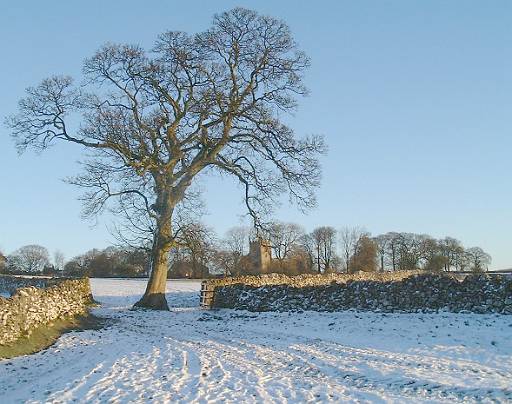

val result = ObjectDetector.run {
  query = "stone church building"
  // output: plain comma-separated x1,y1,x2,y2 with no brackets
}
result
239,239,272,275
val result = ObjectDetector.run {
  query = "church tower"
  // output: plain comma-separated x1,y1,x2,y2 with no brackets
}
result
248,239,272,274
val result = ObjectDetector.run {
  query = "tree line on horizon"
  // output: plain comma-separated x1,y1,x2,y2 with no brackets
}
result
0,223,492,278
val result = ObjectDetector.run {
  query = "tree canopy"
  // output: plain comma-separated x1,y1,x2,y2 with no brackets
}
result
6,8,325,309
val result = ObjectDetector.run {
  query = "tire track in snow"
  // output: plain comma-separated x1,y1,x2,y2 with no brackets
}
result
227,321,512,403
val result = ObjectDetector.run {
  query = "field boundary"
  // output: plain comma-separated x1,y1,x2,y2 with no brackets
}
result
0,276,95,351
201,271,512,314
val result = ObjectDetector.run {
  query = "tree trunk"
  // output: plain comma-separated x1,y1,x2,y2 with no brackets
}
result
391,247,396,271
134,240,171,310
134,195,174,310
317,246,321,273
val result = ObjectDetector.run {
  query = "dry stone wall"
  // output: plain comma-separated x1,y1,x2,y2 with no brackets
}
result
207,272,512,314
205,271,426,289
0,276,94,346
0,276,60,296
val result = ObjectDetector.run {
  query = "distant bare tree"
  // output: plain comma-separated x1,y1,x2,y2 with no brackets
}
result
395,233,430,270
385,232,401,271
339,226,366,273
8,245,50,273
211,249,235,277
311,226,337,273
225,226,250,255
221,226,251,276
174,222,216,278
299,233,316,273
421,237,447,272
371,231,491,273
7,8,325,309
438,237,464,271
373,234,388,272
267,222,305,262
53,250,65,272
0,251,7,273
465,247,491,272
64,250,96,277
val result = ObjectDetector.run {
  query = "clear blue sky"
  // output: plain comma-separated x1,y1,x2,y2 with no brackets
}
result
0,1,510,269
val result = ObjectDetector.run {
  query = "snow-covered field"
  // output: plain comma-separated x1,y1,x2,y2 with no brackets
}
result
1,279,511,403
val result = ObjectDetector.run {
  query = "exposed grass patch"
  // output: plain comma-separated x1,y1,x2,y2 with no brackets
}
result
0,313,106,359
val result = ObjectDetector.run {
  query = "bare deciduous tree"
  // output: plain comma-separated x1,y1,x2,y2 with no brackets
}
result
211,249,235,277
267,222,305,262
53,250,65,272
226,226,250,254
465,247,491,272
311,226,337,273
6,8,325,309
173,222,216,278
395,233,430,271
8,245,50,273
219,226,251,276
373,234,388,272
438,237,464,271
370,231,492,273
0,251,8,273
299,233,316,273
339,226,366,273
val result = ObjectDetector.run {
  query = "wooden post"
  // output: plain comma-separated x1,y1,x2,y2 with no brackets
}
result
200,281,215,308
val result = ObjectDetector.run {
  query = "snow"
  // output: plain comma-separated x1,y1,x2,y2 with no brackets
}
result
1,278,511,403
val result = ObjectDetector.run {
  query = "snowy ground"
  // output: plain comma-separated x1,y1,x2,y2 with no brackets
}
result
1,279,511,403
